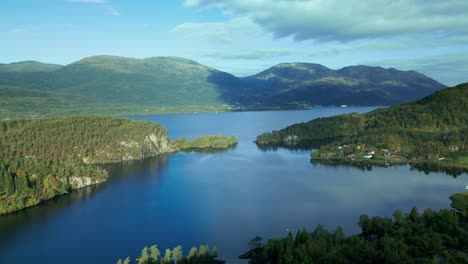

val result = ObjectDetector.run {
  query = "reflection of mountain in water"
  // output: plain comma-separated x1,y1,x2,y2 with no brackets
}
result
409,163,468,178
100,153,170,179
310,159,467,178
256,138,338,152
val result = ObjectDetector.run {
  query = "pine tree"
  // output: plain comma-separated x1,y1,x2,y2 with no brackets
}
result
172,246,183,263
149,245,160,262
211,246,218,257
116,259,123,264
123,257,131,264
163,248,172,263
138,246,149,264
188,247,198,259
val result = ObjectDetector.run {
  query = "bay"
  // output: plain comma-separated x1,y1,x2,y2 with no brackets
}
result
0,107,465,264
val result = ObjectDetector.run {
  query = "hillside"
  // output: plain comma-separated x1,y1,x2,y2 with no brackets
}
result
256,83,468,167
233,63,446,106
0,61,62,73
0,116,238,215
0,56,446,118
0,116,176,215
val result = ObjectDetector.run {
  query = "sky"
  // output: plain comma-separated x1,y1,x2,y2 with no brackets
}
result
1,0,468,86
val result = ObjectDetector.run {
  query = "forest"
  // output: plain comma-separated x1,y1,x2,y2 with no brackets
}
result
256,83,468,167
240,206,468,263
0,116,170,215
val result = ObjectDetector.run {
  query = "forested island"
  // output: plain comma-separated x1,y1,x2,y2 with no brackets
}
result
0,116,237,215
256,83,468,168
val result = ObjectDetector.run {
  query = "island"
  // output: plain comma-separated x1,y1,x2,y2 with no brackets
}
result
255,82,468,169
0,116,237,215
174,135,238,152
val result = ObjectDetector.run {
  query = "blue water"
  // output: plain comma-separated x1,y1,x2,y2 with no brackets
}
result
0,107,466,264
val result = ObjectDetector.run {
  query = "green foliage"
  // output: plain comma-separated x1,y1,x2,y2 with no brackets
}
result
119,245,224,264
0,116,175,215
1,116,170,164
174,135,237,151
257,83,468,167
242,207,468,263
0,156,107,215
450,192,468,217
138,246,149,264
150,245,161,262
0,61,62,73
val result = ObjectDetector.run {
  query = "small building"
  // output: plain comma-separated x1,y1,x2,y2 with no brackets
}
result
365,150,375,155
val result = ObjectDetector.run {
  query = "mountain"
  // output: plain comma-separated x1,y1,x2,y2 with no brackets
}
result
231,63,446,106
0,61,62,73
0,56,447,118
256,83,468,167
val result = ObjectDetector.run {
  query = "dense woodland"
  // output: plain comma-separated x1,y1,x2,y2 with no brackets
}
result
256,83,468,166
174,135,238,151
241,206,468,263
0,116,171,215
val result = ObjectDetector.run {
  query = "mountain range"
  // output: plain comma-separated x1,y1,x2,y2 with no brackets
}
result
0,55,446,118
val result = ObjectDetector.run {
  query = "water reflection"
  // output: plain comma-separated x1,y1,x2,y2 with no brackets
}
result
256,141,467,177
0,183,105,246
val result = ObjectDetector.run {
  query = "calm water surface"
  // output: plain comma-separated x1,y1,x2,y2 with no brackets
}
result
0,107,466,264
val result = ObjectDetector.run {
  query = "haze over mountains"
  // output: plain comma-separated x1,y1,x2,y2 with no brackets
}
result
0,55,446,117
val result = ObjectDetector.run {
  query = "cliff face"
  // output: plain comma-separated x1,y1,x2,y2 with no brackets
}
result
67,175,108,189
86,133,177,164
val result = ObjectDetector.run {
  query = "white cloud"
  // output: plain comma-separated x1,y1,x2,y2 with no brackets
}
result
171,17,266,43
364,52,468,86
184,0,468,42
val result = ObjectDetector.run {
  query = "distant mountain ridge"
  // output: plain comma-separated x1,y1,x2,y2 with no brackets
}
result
232,63,445,106
0,55,447,117
0,61,62,73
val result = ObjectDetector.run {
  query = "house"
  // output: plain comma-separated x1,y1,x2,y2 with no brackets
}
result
365,150,375,155
363,154,373,159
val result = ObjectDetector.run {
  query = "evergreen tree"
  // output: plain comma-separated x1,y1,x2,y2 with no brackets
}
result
149,245,160,262
211,246,218,257
163,248,172,263
123,257,131,264
138,246,149,264
172,246,183,263
187,247,198,259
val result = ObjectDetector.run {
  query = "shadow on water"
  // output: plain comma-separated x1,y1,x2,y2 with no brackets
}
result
99,153,170,178
0,183,105,245
178,144,238,154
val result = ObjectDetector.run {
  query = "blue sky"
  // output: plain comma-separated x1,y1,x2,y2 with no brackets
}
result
1,0,468,85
